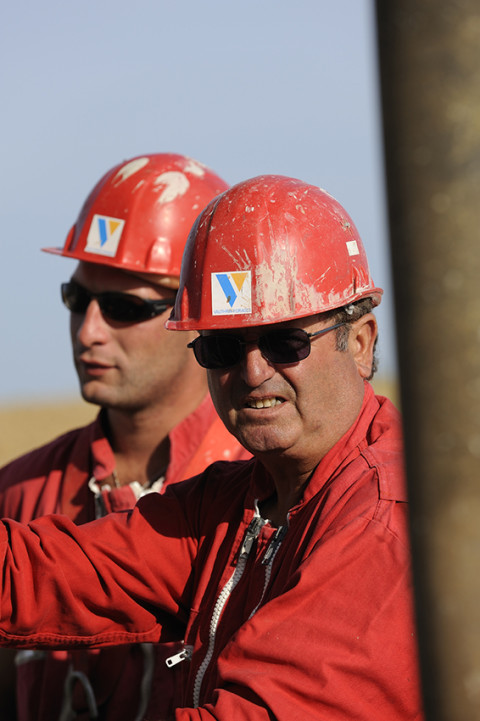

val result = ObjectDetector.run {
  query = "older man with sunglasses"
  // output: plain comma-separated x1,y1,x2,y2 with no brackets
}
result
0,175,423,720
0,154,250,721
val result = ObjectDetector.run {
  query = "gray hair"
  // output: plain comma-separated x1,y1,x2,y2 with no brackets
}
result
324,298,378,380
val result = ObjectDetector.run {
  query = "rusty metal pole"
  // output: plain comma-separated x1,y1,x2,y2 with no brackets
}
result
375,2,480,719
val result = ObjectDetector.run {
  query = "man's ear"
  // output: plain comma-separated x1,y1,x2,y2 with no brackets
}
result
349,313,378,379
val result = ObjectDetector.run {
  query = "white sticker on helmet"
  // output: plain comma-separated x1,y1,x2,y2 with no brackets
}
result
85,214,125,257
112,157,150,185
153,172,190,203
211,271,252,316
183,159,206,177
346,240,359,256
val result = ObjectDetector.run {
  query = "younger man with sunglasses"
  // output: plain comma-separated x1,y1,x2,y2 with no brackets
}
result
0,154,250,721
0,175,423,720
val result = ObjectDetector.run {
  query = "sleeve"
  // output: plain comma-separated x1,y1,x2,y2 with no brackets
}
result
0,488,198,648
174,510,423,721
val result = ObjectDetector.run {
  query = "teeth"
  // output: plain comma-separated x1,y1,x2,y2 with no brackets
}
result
248,398,282,409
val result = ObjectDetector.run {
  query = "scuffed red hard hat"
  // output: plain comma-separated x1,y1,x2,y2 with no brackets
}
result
166,174,382,330
43,153,229,281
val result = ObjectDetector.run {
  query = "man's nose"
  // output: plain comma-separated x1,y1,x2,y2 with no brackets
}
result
239,342,276,387
72,300,110,346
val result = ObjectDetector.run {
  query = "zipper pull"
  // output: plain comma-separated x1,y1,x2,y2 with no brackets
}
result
165,645,193,668
262,525,287,565
239,517,266,558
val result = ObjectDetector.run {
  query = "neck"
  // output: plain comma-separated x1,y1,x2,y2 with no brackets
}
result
104,380,208,488
258,455,317,526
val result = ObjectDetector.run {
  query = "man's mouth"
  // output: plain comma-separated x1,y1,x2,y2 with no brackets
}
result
78,353,111,368
245,397,283,409
77,357,114,375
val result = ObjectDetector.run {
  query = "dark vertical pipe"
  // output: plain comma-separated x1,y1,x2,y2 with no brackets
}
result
375,2,480,719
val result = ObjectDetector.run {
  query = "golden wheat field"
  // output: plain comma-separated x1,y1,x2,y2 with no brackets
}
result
0,399,97,467
0,378,399,468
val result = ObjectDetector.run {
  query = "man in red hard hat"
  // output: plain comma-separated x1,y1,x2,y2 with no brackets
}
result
0,175,423,720
0,154,250,721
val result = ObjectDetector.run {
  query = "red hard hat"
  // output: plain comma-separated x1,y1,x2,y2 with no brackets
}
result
166,174,382,330
43,153,229,281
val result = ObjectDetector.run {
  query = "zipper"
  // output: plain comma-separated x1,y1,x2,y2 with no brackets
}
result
239,516,266,557
262,525,287,565
165,644,193,668
249,524,288,620
192,512,266,708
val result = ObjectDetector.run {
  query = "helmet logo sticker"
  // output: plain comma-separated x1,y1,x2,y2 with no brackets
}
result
346,240,360,256
85,214,125,257
211,271,252,316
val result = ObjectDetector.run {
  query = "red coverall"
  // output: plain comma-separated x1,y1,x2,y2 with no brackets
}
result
0,385,424,720
0,394,250,721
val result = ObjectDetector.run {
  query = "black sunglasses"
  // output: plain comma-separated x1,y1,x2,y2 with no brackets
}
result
61,280,176,324
187,322,346,369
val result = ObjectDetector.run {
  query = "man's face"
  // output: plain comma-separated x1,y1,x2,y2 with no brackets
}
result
68,262,193,411
206,313,376,465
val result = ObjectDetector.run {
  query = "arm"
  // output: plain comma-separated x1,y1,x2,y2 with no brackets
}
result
0,493,196,648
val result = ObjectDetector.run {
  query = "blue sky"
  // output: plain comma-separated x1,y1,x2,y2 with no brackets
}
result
0,0,396,403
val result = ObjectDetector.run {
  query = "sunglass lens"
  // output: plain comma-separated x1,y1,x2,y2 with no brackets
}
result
194,336,243,369
61,282,88,313
260,329,311,363
98,293,147,323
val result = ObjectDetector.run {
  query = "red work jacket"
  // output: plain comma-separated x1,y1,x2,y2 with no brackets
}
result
0,394,250,721
0,385,424,720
